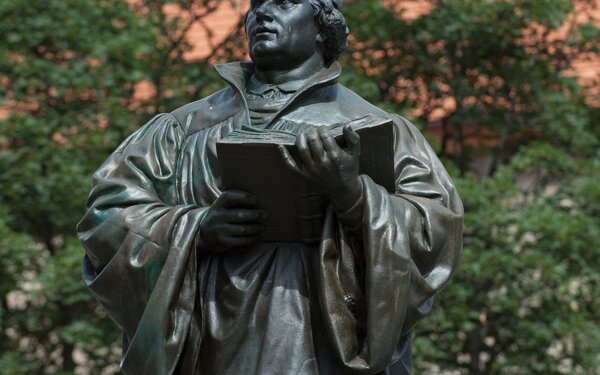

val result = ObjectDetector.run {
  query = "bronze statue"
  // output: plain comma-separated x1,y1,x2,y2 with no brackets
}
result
77,1,463,374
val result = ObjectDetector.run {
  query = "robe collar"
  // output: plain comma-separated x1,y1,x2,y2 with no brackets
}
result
246,74,309,96
213,61,342,127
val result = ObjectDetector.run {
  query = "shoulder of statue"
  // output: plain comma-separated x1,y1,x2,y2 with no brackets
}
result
321,83,390,121
170,86,241,136
318,85,422,136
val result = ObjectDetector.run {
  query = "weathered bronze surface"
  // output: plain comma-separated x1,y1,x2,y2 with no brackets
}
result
77,1,463,374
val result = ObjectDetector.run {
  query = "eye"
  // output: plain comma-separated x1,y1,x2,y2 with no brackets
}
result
277,0,295,9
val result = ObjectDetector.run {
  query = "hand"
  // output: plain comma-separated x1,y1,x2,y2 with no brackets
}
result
198,190,268,253
279,125,362,212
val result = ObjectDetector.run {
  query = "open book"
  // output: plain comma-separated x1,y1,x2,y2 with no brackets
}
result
217,114,395,242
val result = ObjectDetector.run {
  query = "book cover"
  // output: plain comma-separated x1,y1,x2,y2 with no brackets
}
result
217,114,395,242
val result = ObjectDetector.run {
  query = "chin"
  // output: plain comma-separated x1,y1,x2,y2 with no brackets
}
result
250,47,281,65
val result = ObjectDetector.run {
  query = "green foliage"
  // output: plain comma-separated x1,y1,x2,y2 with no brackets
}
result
0,351,38,375
0,0,156,247
344,0,600,172
0,207,38,298
413,145,600,373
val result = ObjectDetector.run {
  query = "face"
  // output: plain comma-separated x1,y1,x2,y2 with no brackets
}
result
246,0,321,69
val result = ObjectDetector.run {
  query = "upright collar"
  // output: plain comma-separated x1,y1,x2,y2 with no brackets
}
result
213,61,342,127
214,61,342,95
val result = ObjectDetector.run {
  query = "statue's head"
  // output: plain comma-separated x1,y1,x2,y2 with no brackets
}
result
246,0,349,68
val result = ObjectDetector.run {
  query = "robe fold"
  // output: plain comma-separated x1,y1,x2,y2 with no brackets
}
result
77,61,463,375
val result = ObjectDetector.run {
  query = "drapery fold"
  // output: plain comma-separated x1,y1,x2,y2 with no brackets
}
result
78,114,206,373
78,63,462,375
317,118,462,374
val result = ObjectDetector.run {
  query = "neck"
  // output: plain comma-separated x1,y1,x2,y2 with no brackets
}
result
254,53,325,85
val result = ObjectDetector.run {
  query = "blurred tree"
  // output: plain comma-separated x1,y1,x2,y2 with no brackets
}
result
0,0,244,372
0,208,40,374
344,0,600,173
412,142,600,374
342,0,600,373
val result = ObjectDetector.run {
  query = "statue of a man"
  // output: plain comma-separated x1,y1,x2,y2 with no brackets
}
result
77,1,463,374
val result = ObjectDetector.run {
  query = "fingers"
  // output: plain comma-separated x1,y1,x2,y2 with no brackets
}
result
306,128,325,160
221,223,265,237
297,126,358,164
201,211,267,253
343,125,361,156
318,127,339,154
296,130,315,169
284,126,360,192
278,145,302,175
215,190,257,209
219,208,268,224
297,128,335,171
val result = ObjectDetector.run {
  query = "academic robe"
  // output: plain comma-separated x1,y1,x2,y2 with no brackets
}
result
77,61,463,375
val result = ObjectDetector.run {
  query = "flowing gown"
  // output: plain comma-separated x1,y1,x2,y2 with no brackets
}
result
77,62,463,375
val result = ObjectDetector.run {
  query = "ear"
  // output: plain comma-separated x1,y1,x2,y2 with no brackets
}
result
316,33,327,43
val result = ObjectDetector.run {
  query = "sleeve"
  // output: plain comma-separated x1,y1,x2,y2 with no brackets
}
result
318,115,463,373
76,114,207,375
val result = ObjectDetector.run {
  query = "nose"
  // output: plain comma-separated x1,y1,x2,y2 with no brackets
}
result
254,1,274,22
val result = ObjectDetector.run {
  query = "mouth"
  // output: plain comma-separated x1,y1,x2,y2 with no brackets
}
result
254,25,276,37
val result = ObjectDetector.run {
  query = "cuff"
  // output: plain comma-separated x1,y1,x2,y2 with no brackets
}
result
334,179,364,234
193,207,210,253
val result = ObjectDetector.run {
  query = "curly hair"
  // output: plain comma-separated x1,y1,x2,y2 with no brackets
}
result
309,0,350,65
